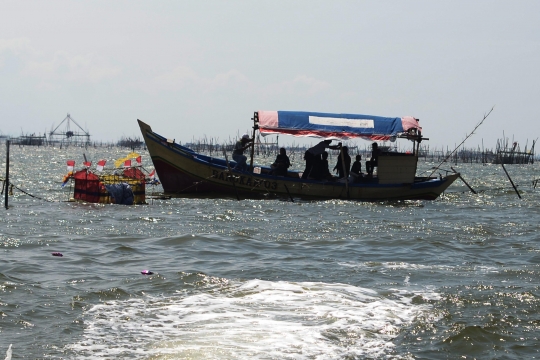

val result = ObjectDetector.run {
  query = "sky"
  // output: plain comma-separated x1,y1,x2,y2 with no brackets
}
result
1,0,539,150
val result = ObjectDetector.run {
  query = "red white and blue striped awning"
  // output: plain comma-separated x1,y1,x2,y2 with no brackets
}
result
258,111,421,141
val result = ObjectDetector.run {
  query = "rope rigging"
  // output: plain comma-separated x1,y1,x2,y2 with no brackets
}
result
428,106,494,178
1,178,55,202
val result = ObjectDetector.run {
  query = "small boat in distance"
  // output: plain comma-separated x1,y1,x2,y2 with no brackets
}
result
138,111,459,201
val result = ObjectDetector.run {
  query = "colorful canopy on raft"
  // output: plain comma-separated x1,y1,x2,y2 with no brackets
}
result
257,111,421,140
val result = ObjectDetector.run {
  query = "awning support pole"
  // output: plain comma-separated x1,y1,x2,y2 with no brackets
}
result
249,112,259,171
339,145,349,199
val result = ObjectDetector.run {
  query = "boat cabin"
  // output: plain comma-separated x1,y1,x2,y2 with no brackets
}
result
377,152,417,184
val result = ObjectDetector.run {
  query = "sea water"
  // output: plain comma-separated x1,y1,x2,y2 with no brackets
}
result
0,145,539,359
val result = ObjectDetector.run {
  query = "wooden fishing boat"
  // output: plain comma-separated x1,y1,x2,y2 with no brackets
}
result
138,111,459,201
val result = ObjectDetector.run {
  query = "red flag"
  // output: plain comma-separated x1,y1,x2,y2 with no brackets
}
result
96,159,106,172
83,161,91,167
136,156,142,165
124,159,132,168
66,160,75,172
149,169,155,178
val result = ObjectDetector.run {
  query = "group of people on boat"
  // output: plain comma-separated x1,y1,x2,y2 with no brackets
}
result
300,140,379,181
232,134,381,182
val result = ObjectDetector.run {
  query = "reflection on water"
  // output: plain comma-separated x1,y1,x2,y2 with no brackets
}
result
0,146,539,359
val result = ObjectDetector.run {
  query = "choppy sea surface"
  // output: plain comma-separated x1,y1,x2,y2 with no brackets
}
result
1,145,539,359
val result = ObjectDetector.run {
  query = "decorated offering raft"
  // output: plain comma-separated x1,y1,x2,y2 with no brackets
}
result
138,111,459,201
62,153,157,205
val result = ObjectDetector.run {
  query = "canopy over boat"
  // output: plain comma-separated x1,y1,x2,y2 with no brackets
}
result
257,111,421,141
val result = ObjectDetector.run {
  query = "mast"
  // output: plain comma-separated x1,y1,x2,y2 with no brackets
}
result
249,111,259,171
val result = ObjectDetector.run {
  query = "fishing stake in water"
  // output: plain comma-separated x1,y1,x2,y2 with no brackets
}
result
499,157,522,199
283,183,294,202
451,167,477,194
4,140,9,209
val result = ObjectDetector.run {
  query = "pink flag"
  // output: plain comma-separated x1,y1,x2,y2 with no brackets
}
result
136,156,142,165
124,159,132,168
83,161,91,168
96,159,106,172
66,160,75,172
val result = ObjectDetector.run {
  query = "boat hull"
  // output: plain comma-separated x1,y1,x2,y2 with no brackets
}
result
138,120,458,201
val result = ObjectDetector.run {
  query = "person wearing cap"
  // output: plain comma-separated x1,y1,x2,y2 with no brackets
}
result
232,133,253,171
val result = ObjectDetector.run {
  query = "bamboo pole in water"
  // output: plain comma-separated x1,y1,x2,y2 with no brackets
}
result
498,155,521,199
451,167,477,194
5,140,9,209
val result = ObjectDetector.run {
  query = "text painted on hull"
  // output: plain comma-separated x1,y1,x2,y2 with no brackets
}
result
212,170,278,190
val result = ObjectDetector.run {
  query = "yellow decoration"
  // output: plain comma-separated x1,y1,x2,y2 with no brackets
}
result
114,152,141,168
114,158,127,168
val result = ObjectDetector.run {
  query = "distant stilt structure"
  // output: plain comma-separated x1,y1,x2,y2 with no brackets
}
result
493,137,535,164
117,136,144,150
11,133,47,146
49,113,91,147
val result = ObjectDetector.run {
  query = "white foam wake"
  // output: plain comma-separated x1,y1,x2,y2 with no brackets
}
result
68,279,436,359
4,344,12,360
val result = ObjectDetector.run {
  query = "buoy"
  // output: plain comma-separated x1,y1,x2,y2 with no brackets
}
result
141,270,153,275
52,252,63,257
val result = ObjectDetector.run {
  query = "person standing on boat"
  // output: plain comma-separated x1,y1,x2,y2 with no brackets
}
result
310,151,333,180
302,140,341,179
232,134,253,171
333,146,351,179
366,142,381,176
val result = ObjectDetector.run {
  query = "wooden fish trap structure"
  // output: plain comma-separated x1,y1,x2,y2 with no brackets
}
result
493,137,536,164
117,136,145,150
49,113,91,147
11,133,48,146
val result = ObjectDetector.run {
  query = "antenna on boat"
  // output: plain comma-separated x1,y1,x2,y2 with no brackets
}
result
428,106,494,178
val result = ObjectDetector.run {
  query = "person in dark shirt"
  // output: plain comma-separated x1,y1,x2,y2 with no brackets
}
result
366,142,380,176
302,140,341,179
333,146,351,179
271,147,291,176
350,154,363,182
232,134,253,171
311,151,333,180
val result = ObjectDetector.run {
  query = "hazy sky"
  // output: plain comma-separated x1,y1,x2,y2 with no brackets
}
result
1,1,539,149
